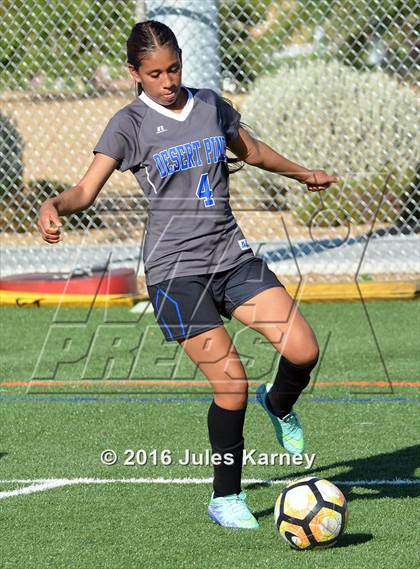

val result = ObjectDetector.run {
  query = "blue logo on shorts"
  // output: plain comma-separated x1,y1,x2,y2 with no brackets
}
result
238,239,250,251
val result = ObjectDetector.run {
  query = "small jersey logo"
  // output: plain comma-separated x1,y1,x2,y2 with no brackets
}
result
238,238,251,250
156,125,168,134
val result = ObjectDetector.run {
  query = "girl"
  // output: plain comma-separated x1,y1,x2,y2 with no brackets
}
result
38,20,339,529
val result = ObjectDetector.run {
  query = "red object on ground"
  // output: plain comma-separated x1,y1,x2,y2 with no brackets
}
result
0,268,138,295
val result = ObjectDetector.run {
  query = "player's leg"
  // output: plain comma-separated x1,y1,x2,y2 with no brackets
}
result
178,324,248,410
148,276,258,527
219,257,318,453
178,326,258,528
232,285,318,454
232,284,319,412
178,326,246,497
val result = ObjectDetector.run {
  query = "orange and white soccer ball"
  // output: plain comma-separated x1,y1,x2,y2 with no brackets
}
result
274,477,348,550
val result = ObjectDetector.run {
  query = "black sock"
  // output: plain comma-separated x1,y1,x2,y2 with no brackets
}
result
207,400,246,498
267,355,318,418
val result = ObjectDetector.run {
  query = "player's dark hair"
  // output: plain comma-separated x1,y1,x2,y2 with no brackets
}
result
223,97,246,174
127,20,182,96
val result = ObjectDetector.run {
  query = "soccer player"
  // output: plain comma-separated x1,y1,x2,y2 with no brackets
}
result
37,20,340,529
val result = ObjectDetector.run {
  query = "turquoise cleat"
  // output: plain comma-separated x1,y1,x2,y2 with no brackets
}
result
208,490,259,529
256,383,304,455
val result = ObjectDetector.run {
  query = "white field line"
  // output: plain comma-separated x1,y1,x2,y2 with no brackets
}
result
129,301,154,314
0,478,419,500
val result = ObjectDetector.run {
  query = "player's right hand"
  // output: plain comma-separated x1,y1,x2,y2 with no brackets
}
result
38,203,63,244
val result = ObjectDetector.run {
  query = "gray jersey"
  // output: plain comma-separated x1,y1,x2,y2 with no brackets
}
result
93,87,255,285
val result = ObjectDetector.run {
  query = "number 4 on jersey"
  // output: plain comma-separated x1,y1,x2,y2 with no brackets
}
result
196,173,215,207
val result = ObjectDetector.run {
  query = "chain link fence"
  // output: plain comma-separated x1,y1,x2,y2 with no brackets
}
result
1,0,419,283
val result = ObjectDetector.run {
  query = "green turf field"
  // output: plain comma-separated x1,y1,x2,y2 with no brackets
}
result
1,300,419,569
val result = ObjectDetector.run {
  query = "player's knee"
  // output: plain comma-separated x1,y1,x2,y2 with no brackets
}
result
302,343,319,367
214,379,248,409
287,330,319,367
218,378,248,396
215,392,248,410
290,350,319,369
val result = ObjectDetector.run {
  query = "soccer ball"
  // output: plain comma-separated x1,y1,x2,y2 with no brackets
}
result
274,477,348,550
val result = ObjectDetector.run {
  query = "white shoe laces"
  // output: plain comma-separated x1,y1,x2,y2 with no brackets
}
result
225,493,250,517
282,412,300,433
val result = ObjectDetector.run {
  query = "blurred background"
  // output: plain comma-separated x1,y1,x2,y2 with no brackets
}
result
1,0,419,290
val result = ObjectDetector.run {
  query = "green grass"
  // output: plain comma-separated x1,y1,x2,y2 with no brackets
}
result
0,301,419,568
1,300,419,385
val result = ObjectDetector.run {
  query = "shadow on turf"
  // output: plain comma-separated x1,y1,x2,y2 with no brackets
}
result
0,452,8,461
333,533,373,548
246,444,420,504
252,504,373,547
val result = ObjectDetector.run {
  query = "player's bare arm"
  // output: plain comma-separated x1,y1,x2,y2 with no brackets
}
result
228,126,340,191
37,153,119,243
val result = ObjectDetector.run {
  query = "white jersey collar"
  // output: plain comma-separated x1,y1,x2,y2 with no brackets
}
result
139,87,194,122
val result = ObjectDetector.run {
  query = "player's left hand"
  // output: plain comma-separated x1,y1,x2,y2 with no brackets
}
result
300,170,340,192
